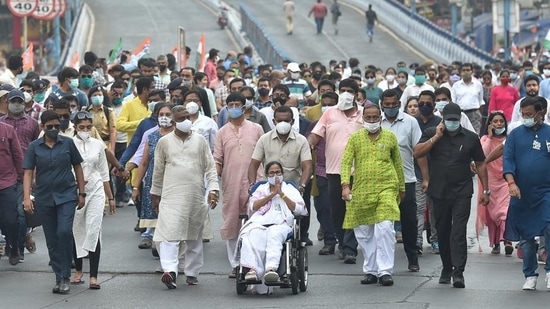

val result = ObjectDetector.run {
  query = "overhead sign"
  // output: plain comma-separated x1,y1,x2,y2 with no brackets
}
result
31,0,55,20
492,0,520,34
7,0,38,17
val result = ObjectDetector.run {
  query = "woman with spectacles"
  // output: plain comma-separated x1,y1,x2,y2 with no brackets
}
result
70,111,115,290
235,161,307,295
475,110,513,256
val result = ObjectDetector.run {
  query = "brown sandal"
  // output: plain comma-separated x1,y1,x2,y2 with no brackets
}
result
89,282,101,290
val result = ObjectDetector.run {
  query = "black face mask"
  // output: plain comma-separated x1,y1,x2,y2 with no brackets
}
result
258,88,270,97
172,98,183,106
419,104,434,116
60,119,70,130
273,97,287,106
312,72,323,80
45,129,59,139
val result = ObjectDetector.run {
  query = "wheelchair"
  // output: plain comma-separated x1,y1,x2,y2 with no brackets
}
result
235,181,308,295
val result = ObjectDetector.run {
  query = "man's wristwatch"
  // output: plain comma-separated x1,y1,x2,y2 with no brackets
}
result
79,193,87,198
483,190,491,195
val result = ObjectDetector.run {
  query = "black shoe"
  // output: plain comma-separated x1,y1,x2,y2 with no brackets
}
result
8,250,19,266
318,244,335,255
152,247,159,258
452,275,465,288
344,254,356,264
59,278,71,294
360,274,378,284
439,269,452,284
134,221,141,232
52,281,61,294
379,274,394,286
303,238,313,246
408,256,419,272
337,250,345,260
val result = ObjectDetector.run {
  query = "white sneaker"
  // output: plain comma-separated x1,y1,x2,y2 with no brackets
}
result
245,270,258,281
522,276,537,290
545,272,550,290
263,270,279,282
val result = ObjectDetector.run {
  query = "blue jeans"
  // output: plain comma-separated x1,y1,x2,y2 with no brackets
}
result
315,18,324,34
366,25,374,37
313,176,336,246
520,224,550,278
141,227,154,240
36,201,76,281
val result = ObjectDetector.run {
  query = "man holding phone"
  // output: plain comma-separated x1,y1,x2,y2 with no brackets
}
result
414,102,489,289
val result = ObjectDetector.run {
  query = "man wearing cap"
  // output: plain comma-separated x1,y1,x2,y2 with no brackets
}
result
20,80,45,123
282,62,311,109
0,89,40,262
414,102,489,289
0,84,15,116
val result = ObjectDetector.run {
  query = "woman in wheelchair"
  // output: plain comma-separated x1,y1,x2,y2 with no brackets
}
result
236,161,307,291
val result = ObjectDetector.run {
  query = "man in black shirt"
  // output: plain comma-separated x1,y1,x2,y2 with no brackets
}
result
414,102,489,289
365,4,378,42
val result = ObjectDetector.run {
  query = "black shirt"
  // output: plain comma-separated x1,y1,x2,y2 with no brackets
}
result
414,114,441,180
419,126,485,199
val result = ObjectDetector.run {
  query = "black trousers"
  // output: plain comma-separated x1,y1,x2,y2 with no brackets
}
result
327,174,357,256
0,185,19,256
73,239,101,278
432,197,471,275
114,142,128,202
400,182,419,262
300,181,312,241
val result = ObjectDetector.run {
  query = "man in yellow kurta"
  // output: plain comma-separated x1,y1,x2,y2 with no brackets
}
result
115,77,153,144
341,103,405,287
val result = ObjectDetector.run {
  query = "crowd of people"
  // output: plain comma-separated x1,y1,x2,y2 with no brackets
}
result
0,44,549,294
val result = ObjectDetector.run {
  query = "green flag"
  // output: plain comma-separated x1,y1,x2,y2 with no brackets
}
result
108,38,123,64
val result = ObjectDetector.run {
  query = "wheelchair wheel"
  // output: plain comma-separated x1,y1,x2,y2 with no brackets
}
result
298,247,308,292
236,282,247,295
290,271,299,295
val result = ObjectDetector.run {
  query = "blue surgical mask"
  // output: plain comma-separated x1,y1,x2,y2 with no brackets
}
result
525,70,533,77
384,106,399,118
444,120,460,132
510,73,518,80
435,101,449,112
493,127,506,135
450,74,461,83
33,92,45,103
522,117,536,128
91,96,104,106
228,107,244,119
69,78,79,89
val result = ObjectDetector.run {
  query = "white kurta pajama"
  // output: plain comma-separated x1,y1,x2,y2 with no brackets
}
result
234,182,307,294
72,137,110,258
151,132,219,277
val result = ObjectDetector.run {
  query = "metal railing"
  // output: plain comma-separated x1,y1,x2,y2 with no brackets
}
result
346,0,495,65
240,1,291,68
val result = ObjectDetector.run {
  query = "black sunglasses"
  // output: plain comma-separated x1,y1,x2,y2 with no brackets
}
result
46,124,61,130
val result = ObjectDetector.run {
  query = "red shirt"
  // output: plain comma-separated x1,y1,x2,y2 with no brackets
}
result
0,122,23,189
488,85,519,121
310,3,328,18
204,60,217,87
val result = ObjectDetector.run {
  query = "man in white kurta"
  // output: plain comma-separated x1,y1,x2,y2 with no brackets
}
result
151,125,219,289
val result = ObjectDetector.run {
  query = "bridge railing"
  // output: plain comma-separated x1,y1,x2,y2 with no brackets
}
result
346,0,495,65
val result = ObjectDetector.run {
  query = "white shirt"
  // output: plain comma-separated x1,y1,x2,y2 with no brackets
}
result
381,111,422,183
451,79,484,110
0,69,17,87
510,97,550,124
377,79,398,91
113,103,128,143
433,110,476,133
191,114,218,152
399,83,435,112
260,106,300,133
439,82,452,91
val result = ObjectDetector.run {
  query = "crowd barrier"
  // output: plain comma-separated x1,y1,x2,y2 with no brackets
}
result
345,0,495,65
240,2,291,68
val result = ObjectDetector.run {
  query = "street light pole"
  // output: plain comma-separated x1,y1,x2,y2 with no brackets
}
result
504,0,511,61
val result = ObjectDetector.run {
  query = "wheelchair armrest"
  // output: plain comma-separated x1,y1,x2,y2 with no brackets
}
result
239,214,249,220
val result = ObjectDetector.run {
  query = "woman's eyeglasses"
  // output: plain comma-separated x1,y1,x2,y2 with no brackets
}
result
74,111,93,120
267,171,283,176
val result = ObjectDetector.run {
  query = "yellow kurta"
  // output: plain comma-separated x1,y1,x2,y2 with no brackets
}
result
115,97,151,145
340,128,405,228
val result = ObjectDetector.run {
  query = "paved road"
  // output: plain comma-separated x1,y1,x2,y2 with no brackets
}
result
87,0,241,65
230,0,421,69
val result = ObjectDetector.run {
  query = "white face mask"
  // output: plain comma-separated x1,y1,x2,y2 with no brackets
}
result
337,92,355,111
77,131,91,141
158,116,172,127
148,101,158,112
185,102,200,115
290,72,300,80
363,121,380,133
544,69,550,77
275,121,292,135
268,175,284,185
386,74,395,82
321,106,330,113
245,99,254,109
175,119,192,133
